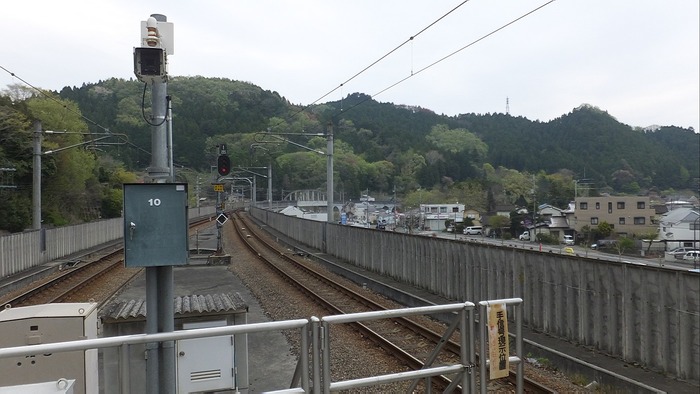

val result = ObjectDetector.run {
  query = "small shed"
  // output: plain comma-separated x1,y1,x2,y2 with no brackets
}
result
100,293,248,394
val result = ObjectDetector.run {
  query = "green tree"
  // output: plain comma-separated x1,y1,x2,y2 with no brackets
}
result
426,124,487,159
597,221,613,238
489,215,510,238
27,94,100,224
613,236,635,257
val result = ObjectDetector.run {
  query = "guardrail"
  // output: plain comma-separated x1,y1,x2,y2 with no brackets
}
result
0,302,521,393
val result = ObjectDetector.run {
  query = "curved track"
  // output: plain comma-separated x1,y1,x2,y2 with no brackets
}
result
233,211,555,393
0,217,215,309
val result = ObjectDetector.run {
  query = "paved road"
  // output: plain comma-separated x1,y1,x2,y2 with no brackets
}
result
426,231,699,270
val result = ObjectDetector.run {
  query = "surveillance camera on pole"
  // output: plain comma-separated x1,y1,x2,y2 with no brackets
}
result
133,16,174,83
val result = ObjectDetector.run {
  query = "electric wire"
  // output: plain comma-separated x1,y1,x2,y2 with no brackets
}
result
334,0,557,119
140,82,168,126
265,0,472,134
306,0,472,108
0,65,148,156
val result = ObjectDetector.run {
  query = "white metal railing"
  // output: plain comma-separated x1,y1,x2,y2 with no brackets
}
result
0,301,525,393
319,302,476,393
0,318,310,394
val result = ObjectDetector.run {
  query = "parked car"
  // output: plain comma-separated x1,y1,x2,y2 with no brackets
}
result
669,247,697,259
681,250,700,262
563,235,574,245
463,226,483,235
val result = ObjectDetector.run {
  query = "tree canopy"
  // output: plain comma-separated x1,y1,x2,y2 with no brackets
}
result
1,77,698,233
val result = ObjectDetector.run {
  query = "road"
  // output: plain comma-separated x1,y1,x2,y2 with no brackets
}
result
428,231,698,271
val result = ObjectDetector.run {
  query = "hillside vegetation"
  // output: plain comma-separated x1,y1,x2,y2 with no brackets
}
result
0,76,698,232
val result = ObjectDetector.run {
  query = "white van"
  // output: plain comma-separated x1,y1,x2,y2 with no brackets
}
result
463,226,483,235
681,250,700,263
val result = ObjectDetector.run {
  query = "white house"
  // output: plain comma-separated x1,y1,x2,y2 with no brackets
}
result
279,206,328,222
419,203,465,231
658,207,699,249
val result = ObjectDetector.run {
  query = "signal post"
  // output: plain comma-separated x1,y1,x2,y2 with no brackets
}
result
128,14,178,394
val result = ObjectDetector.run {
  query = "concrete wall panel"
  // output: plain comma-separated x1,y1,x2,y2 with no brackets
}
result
251,208,699,382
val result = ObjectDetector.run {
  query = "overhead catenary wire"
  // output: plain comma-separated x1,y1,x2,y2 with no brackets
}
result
266,0,473,132
336,0,557,118
0,64,146,155
307,0,472,108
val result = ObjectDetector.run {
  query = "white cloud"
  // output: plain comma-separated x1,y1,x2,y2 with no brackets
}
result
1,0,698,131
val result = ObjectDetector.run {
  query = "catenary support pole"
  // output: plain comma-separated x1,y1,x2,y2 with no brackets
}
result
32,121,42,230
326,124,334,224
268,162,272,208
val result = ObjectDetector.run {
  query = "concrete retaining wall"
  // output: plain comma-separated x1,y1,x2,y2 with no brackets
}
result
251,208,699,383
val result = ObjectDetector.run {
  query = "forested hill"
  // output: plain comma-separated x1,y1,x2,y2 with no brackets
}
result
318,94,698,191
59,77,698,192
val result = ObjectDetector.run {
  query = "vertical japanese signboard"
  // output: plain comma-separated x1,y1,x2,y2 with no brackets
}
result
488,303,510,379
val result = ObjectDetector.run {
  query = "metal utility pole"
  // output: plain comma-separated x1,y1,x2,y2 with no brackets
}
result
326,124,334,224
134,14,175,394
32,121,42,230
267,164,272,208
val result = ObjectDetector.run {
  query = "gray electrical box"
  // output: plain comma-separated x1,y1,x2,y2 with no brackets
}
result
123,183,188,267
0,303,98,394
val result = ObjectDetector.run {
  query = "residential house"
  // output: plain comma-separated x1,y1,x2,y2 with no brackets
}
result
538,204,574,242
573,196,657,237
279,205,327,222
658,207,700,250
463,209,482,226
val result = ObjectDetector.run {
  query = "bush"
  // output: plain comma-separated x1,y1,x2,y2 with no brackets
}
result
535,233,558,245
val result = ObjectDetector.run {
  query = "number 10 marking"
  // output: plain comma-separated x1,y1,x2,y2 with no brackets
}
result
148,198,162,206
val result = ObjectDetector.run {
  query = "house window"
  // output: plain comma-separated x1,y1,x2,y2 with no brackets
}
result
608,202,613,214
452,207,459,213
439,206,447,213
591,217,599,225
617,202,625,209
580,202,588,210
692,221,700,231
619,217,625,225
634,217,645,225
595,202,600,209
637,201,645,209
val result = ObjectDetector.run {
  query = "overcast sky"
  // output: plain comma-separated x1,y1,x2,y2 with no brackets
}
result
1,1,698,132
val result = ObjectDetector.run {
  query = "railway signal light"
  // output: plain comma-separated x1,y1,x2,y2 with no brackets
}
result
217,154,231,176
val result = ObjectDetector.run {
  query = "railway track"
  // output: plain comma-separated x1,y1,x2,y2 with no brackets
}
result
232,211,555,393
0,217,215,309
1,250,129,307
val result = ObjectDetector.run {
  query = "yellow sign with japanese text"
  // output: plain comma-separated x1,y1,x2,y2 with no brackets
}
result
213,184,224,192
488,303,510,380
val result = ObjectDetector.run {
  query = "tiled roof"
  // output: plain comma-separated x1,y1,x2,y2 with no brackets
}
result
101,293,247,321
